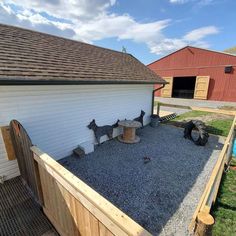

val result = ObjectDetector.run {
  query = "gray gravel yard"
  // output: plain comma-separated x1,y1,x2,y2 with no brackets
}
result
59,125,224,235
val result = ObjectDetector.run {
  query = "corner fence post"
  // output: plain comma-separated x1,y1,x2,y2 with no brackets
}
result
33,154,44,207
194,211,214,236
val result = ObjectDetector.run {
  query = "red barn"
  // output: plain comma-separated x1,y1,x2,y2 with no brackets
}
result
148,46,236,102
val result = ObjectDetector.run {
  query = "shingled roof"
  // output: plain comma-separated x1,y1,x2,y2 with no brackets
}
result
0,24,165,85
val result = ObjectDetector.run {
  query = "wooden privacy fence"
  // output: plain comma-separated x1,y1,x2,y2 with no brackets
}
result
189,115,236,235
31,146,151,236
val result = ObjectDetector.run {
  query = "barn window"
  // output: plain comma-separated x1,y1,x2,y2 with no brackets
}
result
225,66,233,73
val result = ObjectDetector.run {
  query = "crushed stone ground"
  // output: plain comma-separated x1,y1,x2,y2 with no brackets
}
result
59,125,224,235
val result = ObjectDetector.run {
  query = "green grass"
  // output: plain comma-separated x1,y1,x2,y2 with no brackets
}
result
172,110,210,121
170,110,233,136
207,119,233,137
212,159,236,236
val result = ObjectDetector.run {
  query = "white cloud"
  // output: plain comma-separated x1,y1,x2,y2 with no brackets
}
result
0,2,76,38
1,2,13,14
149,38,187,55
149,26,219,55
120,20,170,42
16,8,72,30
169,0,214,5
0,1,171,45
198,0,214,6
4,0,117,20
0,0,220,57
17,10,51,25
74,16,170,43
183,26,219,41
169,0,190,4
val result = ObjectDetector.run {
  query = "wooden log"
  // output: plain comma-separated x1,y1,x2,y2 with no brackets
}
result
195,211,214,236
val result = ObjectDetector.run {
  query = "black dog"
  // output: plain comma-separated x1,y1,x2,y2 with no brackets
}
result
134,110,145,127
87,119,119,144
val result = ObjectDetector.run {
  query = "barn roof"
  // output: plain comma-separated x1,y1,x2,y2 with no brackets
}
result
0,24,165,85
148,46,236,66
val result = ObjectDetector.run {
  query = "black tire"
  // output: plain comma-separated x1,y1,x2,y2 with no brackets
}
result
184,120,209,146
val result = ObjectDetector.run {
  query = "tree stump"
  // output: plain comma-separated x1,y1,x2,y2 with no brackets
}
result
195,211,214,236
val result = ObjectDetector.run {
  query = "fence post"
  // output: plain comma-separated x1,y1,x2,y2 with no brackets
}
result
33,155,44,207
194,211,214,236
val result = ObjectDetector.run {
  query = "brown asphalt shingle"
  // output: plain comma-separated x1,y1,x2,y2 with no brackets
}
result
0,24,165,85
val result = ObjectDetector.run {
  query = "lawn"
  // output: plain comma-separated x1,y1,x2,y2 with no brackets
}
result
212,158,236,236
172,110,210,121
207,119,234,137
169,110,233,137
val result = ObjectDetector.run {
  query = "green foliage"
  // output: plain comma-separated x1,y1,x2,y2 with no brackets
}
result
212,159,236,236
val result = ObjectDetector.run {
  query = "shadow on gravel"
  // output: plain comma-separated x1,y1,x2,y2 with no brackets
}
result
59,125,223,235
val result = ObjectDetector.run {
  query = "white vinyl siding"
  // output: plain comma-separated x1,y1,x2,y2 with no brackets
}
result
0,84,153,180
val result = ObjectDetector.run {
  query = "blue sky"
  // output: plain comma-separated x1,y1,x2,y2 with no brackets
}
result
0,0,235,64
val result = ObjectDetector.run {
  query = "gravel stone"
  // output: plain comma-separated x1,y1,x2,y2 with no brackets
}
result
59,125,224,235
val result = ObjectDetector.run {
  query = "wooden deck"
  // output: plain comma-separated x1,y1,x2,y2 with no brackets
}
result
0,176,58,236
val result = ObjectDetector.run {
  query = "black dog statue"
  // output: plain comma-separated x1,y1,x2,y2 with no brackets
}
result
134,110,145,127
87,119,119,144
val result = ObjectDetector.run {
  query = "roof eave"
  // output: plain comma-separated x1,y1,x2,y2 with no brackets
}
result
0,79,167,86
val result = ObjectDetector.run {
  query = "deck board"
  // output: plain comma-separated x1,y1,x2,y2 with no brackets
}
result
0,176,58,236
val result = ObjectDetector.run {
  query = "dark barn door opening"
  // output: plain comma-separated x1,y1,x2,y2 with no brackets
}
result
172,76,196,99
